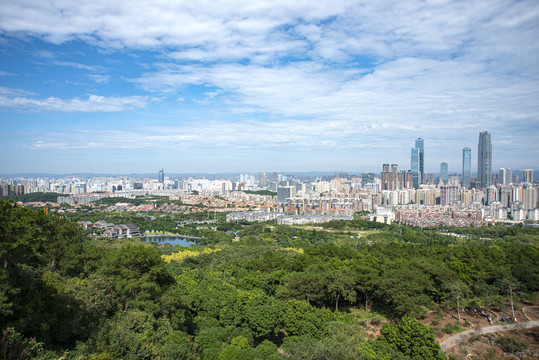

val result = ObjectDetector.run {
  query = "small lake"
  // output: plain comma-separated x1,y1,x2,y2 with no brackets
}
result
142,236,195,247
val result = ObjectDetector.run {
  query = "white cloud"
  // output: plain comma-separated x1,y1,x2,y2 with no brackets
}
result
0,86,35,97
1,0,538,171
53,61,105,72
0,92,148,112
88,74,110,83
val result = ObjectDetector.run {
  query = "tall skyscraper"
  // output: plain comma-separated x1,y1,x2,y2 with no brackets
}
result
478,131,492,188
158,168,164,183
415,138,424,184
523,169,534,183
411,147,420,189
440,162,448,184
462,147,471,188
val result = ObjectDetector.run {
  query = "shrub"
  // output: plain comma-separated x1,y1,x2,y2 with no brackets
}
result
442,322,465,334
468,334,482,343
496,336,528,353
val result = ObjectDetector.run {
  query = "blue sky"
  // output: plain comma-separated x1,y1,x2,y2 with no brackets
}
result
1,0,538,174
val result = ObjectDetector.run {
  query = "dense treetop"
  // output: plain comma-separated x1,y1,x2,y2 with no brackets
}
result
0,200,537,359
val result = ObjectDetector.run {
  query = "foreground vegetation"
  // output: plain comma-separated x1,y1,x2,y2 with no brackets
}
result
1,200,538,359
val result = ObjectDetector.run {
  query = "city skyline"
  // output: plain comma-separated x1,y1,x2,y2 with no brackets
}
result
1,1,538,174
0,130,537,177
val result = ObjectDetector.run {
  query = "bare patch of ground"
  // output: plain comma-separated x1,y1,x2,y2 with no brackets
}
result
443,327,539,359
422,301,539,359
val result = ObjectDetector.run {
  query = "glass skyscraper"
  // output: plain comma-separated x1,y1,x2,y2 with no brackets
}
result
411,147,420,189
478,131,492,188
415,138,424,184
440,162,448,184
462,147,471,188
158,168,165,183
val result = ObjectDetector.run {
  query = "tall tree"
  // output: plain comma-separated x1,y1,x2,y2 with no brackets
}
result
446,281,470,323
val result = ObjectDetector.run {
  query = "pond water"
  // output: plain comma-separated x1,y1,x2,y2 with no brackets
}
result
141,236,195,247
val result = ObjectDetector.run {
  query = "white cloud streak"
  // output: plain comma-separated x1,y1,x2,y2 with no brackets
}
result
0,91,148,112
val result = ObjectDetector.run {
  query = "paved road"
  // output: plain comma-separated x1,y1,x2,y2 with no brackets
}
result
440,320,539,351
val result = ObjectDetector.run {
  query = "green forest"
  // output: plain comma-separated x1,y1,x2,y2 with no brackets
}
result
1,200,538,359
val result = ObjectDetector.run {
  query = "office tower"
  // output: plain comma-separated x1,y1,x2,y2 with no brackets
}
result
415,138,424,184
523,169,534,183
158,169,164,183
478,131,492,188
440,162,448,184
499,168,512,185
277,186,295,203
411,147,420,188
462,147,471,188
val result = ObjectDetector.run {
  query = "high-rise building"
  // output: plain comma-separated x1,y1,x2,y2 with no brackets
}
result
406,170,414,189
158,169,164,183
259,172,266,187
381,164,399,190
381,164,390,190
277,186,295,203
415,138,424,184
478,131,492,188
523,169,534,183
462,147,471,188
411,147,420,189
499,168,512,185
440,162,448,184
440,184,460,206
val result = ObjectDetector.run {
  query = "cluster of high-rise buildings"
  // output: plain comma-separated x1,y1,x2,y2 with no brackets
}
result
380,131,533,190
1,130,538,226
376,131,538,223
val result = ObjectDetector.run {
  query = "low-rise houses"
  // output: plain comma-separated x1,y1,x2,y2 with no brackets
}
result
77,220,141,238
394,205,485,227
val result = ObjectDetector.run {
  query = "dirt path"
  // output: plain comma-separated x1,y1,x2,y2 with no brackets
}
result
440,320,539,351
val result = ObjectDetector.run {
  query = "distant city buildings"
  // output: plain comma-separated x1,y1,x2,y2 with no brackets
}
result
259,172,266,187
2,130,538,228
